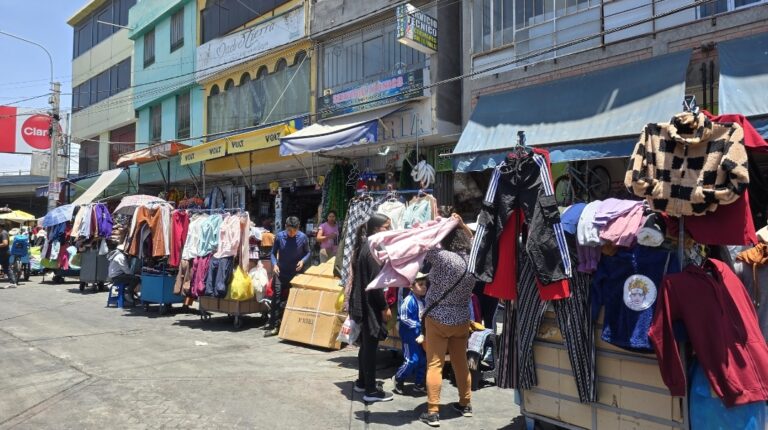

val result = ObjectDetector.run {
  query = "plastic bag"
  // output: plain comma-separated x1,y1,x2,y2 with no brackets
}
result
98,239,108,256
228,266,254,301
249,262,269,301
337,316,361,345
335,290,345,313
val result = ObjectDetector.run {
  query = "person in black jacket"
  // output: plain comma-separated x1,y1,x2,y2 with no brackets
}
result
349,213,393,403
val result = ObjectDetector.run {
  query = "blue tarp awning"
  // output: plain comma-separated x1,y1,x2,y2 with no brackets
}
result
453,50,692,172
719,32,768,117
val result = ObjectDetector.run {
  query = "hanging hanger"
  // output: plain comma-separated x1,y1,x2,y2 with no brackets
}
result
508,130,530,159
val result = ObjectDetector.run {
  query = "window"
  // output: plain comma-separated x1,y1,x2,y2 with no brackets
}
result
109,124,135,169
207,85,221,135
176,92,191,139
257,66,268,79
144,28,155,68
150,104,162,142
72,0,136,58
363,37,384,78
170,9,184,52
71,57,131,112
322,23,426,91
78,139,99,175
201,0,293,44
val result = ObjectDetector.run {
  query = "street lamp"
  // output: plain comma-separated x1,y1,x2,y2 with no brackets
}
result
0,30,61,212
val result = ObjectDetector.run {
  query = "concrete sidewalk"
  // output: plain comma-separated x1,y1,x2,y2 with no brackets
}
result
0,279,524,429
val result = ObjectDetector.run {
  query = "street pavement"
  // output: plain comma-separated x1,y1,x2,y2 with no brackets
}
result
0,278,524,429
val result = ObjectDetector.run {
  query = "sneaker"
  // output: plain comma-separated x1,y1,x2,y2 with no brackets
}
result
362,389,394,403
392,377,405,394
7,284,17,289
451,402,473,417
261,324,274,331
353,380,383,393
263,327,279,337
419,412,440,427
413,383,427,393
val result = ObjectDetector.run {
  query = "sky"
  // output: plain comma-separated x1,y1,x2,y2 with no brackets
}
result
0,0,82,175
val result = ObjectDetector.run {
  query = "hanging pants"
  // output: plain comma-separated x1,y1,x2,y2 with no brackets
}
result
205,257,234,298
469,151,571,286
496,250,596,403
395,339,426,384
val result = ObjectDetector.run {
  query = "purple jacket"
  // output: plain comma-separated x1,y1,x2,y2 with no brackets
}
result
94,203,113,238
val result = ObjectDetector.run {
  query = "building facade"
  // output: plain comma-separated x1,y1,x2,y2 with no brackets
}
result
69,0,137,175
128,0,204,146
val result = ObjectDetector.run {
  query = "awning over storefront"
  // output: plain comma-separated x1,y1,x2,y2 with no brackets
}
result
180,121,300,165
279,106,402,156
71,168,125,205
719,32,768,117
116,142,189,167
452,50,691,172
179,140,227,165
753,117,768,140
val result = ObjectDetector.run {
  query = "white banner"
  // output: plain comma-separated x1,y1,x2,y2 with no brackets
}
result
30,152,68,178
195,6,305,82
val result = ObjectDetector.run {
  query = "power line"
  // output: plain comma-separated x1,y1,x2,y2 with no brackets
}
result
2,94,50,106
69,0,719,146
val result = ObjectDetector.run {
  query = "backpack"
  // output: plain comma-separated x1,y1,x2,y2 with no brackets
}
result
11,235,30,257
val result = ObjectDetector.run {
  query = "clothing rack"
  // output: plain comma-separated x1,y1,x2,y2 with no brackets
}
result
356,188,433,196
678,95,698,266
180,208,246,213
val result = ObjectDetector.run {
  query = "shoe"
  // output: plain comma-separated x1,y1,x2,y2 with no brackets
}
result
362,389,394,403
413,383,427,393
354,380,383,393
262,324,274,331
392,377,405,395
451,402,473,417
7,284,17,289
419,412,440,427
263,328,279,337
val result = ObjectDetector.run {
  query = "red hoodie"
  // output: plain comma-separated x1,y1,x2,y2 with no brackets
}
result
649,259,768,407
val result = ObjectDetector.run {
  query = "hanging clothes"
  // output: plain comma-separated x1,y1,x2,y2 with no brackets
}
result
402,197,432,229
469,147,571,286
170,211,190,267
733,244,768,342
599,204,645,247
198,214,223,257
650,259,768,407
214,214,242,259
127,206,167,257
182,214,207,260
340,197,376,309
377,200,407,230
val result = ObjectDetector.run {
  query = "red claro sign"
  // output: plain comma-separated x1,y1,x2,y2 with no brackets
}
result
21,114,52,150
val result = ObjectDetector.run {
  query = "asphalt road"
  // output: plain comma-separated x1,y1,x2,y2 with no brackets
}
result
0,278,524,429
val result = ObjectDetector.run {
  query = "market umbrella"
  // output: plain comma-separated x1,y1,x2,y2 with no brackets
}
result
0,210,36,224
41,204,76,228
113,195,167,215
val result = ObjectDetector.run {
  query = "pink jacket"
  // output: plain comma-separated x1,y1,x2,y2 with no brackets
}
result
365,217,459,291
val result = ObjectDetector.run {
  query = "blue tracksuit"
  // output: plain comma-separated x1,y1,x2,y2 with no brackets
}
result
395,292,426,384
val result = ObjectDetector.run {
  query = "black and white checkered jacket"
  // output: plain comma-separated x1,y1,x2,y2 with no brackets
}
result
625,112,749,217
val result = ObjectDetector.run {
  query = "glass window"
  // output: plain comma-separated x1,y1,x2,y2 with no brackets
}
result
150,104,162,142
97,70,110,102
96,5,114,44
176,92,191,140
117,57,131,93
75,19,93,58
363,37,383,78
170,9,184,52
275,59,288,72
144,28,155,68
257,66,268,79
200,0,292,44
79,139,100,175
119,0,136,26
109,124,135,169
80,80,91,110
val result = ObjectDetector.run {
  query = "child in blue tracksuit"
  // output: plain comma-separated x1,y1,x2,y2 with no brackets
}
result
393,272,428,394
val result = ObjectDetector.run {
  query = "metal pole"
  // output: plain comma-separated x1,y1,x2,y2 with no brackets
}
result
0,30,57,211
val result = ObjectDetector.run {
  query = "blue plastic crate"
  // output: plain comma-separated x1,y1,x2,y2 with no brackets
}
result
140,274,183,307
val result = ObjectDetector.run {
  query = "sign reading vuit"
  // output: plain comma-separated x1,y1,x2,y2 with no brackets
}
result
317,69,424,119
396,4,438,55
195,7,305,82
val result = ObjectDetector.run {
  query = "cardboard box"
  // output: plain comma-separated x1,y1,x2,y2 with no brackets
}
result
278,286,346,350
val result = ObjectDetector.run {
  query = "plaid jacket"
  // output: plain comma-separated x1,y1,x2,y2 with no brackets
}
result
625,112,749,217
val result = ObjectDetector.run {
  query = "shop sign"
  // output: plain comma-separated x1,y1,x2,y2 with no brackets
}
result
195,7,305,82
225,124,296,154
179,141,227,165
317,69,424,120
396,4,438,55
0,106,57,154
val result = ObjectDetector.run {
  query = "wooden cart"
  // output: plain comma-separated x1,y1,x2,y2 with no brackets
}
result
198,296,269,329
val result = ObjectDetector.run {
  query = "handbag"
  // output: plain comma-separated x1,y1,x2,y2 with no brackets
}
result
420,257,469,336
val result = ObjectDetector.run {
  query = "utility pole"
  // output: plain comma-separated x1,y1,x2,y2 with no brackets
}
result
48,82,61,212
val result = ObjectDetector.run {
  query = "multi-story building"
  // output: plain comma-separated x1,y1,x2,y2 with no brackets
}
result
68,0,137,175
126,0,204,192
454,0,768,195
286,0,462,206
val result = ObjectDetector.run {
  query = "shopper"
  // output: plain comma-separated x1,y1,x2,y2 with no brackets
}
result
107,244,141,306
393,272,428,395
316,210,339,263
349,213,393,402
0,223,13,288
265,216,311,337
421,214,476,427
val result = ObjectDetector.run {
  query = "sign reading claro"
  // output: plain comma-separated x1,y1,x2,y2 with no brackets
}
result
21,114,53,150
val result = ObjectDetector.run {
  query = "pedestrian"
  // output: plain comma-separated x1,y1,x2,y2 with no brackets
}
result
316,210,339,263
393,272,428,395
420,214,476,427
265,216,311,337
349,213,394,402
107,244,141,306
0,222,14,288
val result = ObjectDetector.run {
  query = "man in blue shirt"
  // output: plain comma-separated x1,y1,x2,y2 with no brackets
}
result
265,216,311,337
